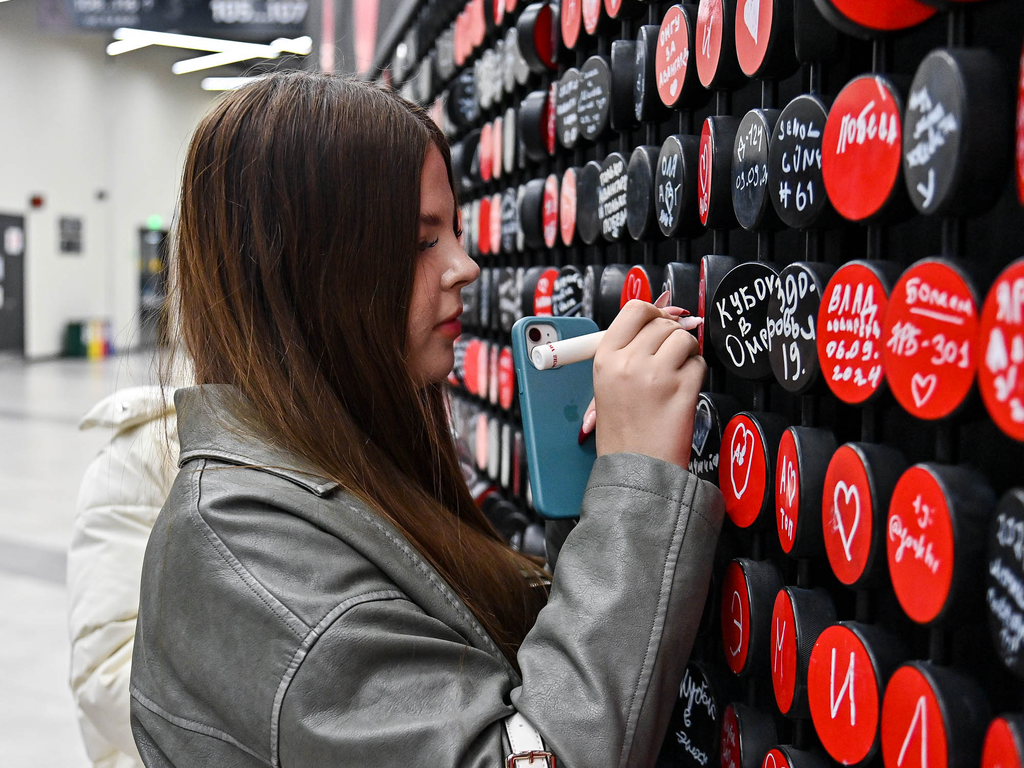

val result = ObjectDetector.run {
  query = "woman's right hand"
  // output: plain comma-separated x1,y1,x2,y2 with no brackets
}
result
589,299,706,470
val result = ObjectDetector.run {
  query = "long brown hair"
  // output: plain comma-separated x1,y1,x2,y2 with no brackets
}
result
170,72,545,667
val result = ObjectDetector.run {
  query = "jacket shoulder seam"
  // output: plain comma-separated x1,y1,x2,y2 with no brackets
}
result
269,588,407,767
586,481,718,529
188,460,308,639
130,683,268,764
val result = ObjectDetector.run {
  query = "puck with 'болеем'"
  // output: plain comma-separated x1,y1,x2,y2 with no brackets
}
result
770,586,837,718
518,89,553,162
620,265,664,307
698,115,740,229
559,167,577,247
721,560,783,675
552,265,584,317
903,48,1012,217
656,134,703,238
822,442,907,588
816,260,900,404
596,263,629,329
880,258,979,420
658,660,729,768
635,25,670,124
698,254,737,360
709,261,781,381
769,94,834,229
978,258,1024,442
733,108,783,231
735,0,797,79
576,160,603,245
689,391,741,486
982,715,1024,768
555,68,581,149
775,426,837,557
822,74,909,223
720,411,789,530
626,145,661,241
578,55,613,143
695,0,745,91
811,0,935,39
663,261,700,315
516,2,557,73
886,463,994,626
610,40,639,132
767,261,836,394
720,702,777,768
599,153,629,242
807,621,907,767
655,5,709,110
881,662,991,768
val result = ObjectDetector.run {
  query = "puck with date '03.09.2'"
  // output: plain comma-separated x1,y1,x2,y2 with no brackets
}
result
770,587,837,719
904,48,1012,217
696,0,745,91
734,0,798,80
698,254,737,359
720,411,789,530
733,108,783,231
517,2,558,73
807,622,906,767
880,258,980,420
699,115,740,229
767,261,836,394
982,716,1024,768
658,661,730,768
822,442,907,588
610,40,639,132
881,662,990,768
978,258,1024,441
578,55,614,143
769,94,834,229
552,265,585,318
822,74,909,223
626,145,662,241
559,167,577,247
816,260,900,405
663,261,700,315
709,261,781,381
689,391,741,486
987,490,1024,677
656,134,703,238
619,265,664,307
721,558,784,677
596,263,630,329
775,426,837,558
655,4,709,110
555,68,581,150
576,160,603,245
599,152,630,242
887,463,995,626
720,702,777,768
635,25,671,124
811,0,935,39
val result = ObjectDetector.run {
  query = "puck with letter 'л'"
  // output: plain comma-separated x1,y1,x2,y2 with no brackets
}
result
656,134,702,238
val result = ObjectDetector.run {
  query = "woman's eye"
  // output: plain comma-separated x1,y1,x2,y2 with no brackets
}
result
419,236,439,251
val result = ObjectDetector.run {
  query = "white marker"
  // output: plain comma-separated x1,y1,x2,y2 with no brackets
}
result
531,316,704,370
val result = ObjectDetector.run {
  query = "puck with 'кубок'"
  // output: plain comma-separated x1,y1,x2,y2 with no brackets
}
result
659,661,730,768
708,261,781,381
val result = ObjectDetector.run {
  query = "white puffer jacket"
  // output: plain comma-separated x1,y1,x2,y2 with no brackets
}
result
68,386,179,768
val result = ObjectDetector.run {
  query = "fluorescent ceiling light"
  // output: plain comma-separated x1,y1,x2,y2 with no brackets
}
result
201,76,268,91
106,28,311,75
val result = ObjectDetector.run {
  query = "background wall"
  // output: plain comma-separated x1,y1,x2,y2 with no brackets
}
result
0,0,216,358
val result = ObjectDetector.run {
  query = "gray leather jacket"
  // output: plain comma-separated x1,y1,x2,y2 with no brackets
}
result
130,385,724,768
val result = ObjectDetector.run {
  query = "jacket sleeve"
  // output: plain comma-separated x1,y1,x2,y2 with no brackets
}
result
278,453,723,768
68,415,179,764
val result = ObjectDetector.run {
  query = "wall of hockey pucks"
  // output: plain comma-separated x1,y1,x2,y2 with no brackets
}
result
384,0,1024,765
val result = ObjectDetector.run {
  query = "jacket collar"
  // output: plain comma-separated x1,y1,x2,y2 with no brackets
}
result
174,384,339,497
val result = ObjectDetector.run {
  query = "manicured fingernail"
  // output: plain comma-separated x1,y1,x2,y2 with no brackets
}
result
665,306,691,317
678,316,704,330
654,289,671,308
578,409,597,444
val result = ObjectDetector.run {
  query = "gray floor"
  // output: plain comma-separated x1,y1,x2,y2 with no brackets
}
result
0,350,161,766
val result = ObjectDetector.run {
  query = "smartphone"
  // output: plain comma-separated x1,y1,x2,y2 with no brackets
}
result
511,316,599,519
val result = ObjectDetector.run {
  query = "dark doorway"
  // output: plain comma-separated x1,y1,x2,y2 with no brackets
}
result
0,214,26,353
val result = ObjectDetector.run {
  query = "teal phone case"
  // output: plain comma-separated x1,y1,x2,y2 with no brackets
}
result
511,316,599,519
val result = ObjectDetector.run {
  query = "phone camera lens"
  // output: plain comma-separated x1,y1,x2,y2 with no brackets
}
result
528,327,542,342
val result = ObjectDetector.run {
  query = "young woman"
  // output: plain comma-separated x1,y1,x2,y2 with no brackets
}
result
130,73,724,768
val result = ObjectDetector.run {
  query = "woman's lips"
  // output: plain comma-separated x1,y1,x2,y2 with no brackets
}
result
436,317,463,337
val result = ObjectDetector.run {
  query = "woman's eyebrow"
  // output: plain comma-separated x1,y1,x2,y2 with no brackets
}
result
419,212,446,227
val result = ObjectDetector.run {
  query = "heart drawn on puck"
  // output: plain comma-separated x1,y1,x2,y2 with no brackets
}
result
911,372,938,408
833,481,861,562
692,398,713,457
730,423,755,500
785,460,797,509
743,0,759,45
